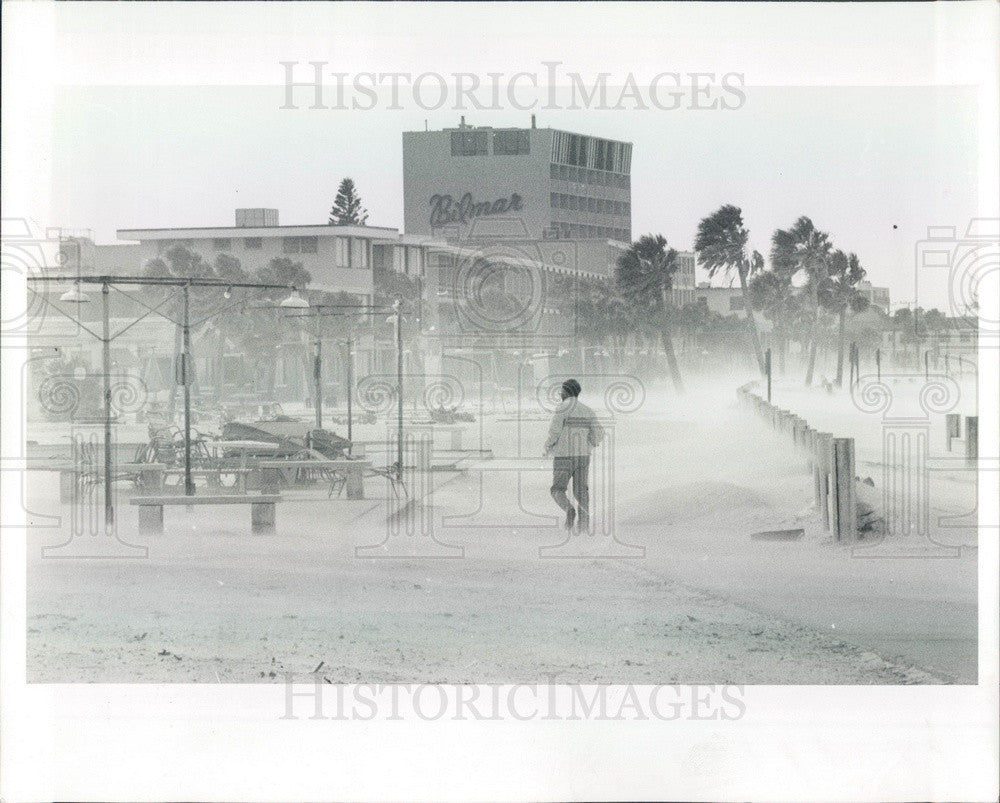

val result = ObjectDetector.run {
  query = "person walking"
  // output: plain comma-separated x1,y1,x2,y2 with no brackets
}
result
543,379,604,532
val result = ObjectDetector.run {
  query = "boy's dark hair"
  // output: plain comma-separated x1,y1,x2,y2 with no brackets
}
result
561,379,582,398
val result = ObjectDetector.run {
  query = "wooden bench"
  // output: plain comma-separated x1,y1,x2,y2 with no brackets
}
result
28,462,167,501
257,459,372,499
129,494,282,534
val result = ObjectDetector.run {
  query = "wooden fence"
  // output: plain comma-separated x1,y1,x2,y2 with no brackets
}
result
736,382,857,542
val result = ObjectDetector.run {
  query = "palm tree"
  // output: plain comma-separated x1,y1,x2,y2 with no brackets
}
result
694,205,766,374
142,245,217,420
246,257,312,397
771,217,832,386
573,277,631,369
747,267,804,375
820,250,869,386
615,234,684,393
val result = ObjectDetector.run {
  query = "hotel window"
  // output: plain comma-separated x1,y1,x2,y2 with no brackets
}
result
493,130,529,155
244,237,263,249
393,246,404,273
283,236,317,254
550,192,559,208
350,238,368,268
336,237,349,266
158,239,194,253
450,130,488,156
213,238,232,251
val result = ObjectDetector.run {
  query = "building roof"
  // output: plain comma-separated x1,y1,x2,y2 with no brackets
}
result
117,224,402,243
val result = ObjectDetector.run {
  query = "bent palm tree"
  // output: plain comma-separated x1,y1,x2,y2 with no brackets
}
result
771,217,832,386
821,251,869,386
695,205,766,374
616,234,684,393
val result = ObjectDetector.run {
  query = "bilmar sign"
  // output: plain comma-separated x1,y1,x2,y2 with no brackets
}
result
429,192,524,227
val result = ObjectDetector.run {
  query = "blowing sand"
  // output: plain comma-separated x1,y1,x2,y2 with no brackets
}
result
24,374,978,684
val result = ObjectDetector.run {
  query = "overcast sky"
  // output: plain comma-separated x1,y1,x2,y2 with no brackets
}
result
6,2,996,314
49,83,977,311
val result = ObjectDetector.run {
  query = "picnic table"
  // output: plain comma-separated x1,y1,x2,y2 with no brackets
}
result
258,458,373,499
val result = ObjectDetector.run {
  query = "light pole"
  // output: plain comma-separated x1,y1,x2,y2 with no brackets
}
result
100,282,113,522
29,275,302,520
181,281,196,496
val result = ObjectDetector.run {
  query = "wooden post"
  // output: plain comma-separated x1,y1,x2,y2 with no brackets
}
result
793,420,805,447
832,438,856,542
945,413,961,451
965,416,978,467
815,432,832,530
765,348,772,403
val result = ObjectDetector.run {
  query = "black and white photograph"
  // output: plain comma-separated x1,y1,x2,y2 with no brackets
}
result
1,1,998,800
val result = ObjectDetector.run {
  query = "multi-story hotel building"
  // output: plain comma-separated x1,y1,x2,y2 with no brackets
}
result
113,208,437,299
403,117,632,244
31,210,444,408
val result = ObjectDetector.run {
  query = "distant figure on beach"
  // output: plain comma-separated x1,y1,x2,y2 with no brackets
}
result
543,379,604,532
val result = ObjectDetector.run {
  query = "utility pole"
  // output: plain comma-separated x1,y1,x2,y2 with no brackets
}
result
765,347,772,403
101,281,113,526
